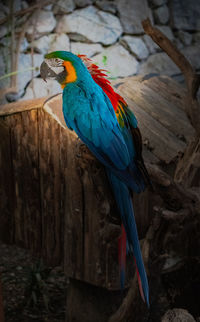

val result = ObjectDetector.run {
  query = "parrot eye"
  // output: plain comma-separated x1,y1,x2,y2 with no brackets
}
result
46,58,63,67
54,58,63,67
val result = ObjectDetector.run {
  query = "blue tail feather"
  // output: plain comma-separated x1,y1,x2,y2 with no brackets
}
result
106,170,149,306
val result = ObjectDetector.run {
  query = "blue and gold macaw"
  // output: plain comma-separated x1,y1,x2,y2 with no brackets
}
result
40,51,150,306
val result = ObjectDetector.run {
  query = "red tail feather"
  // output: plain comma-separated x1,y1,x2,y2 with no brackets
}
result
134,257,145,302
118,224,126,287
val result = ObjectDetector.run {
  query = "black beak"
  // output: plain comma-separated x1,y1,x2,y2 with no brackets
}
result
40,61,57,82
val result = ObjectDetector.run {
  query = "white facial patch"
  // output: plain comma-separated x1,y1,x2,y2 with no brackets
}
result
45,58,64,74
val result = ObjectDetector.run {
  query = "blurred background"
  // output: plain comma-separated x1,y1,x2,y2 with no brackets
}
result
0,0,199,105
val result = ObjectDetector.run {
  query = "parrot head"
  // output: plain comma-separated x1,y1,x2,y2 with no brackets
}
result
40,51,89,88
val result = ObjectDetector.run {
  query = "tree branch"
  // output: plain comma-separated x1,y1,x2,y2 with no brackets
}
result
146,163,200,213
142,18,200,135
0,0,54,25
9,0,16,89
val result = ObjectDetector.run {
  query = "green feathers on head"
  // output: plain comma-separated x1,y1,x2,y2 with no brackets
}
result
45,51,80,64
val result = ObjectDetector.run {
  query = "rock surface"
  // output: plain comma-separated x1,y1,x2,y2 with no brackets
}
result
26,10,56,37
142,34,159,53
0,51,9,89
116,0,152,34
21,78,61,100
139,52,179,76
121,36,149,60
0,36,29,53
56,6,122,45
32,33,70,54
193,32,200,45
17,54,44,95
74,0,94,7
0,3,8,17
95,1,117,14
93,44,139,77
182,45,200,70
149,0,166,7
171,0,200,30
71,42,103,57
0,0,199,104
161,309,195,322
0,52,43,95
0,25,7,39
53,0,75,14
156,25,174,41
177,30,192,46
0,12,5,20
154,5,169,24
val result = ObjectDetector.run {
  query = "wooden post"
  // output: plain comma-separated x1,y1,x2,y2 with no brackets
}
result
0,75,194,321
0,275,5,322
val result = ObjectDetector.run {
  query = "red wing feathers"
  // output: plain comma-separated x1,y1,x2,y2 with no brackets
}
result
78,54,127,112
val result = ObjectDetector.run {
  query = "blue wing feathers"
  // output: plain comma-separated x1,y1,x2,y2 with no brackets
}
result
63,82,146,192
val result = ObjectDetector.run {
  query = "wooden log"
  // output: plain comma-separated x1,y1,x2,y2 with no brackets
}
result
38,108,64,265
140,20,200,189
0,94,138,289
9,110,41,253
142,18,200,136
0,120,13,244
109,19,200,322
0,75,192,274
0,275,5,322
115,75,193,163
43,95,137,289
175,136,200,187
0,75,194,321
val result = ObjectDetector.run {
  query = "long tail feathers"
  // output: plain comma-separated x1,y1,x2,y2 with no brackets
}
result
107,170,149,306
118,224,126,289
134,257,145,302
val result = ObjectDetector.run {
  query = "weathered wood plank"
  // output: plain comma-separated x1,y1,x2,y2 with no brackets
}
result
120,79,194,142
0,97,48,117
43,94,65,128
43,94,118,284
8,110,41,253
142,75,187,111
79,155,119,288
0,275,4,322
125,97,186,163
61,128,84,279
44,95,149,289
142,146,159,164
38,109,63,266
0,119,13,243
175,136,200,187
45,98,121,287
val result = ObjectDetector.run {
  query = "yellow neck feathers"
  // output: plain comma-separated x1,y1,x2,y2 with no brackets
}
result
61,61,77,88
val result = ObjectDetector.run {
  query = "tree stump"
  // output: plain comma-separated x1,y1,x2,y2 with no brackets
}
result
0,75,196,321
161,309,196,322
0,275,5,322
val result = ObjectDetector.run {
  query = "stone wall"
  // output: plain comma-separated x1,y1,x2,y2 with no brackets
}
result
0,0,199,104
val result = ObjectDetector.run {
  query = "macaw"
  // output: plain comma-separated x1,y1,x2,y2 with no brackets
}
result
40,51,150,306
